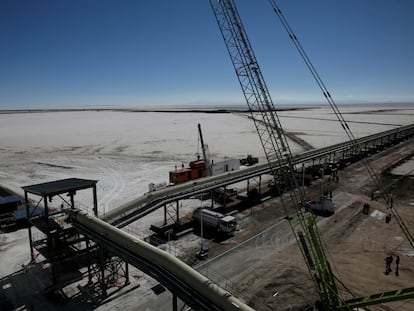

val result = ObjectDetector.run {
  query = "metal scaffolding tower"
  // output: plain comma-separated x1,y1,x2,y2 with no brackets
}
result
23,178,129,296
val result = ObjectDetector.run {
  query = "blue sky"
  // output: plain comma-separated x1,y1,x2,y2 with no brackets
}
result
1,0,413,109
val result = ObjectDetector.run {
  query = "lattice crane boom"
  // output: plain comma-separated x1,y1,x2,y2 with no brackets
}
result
267,0,414,247
210,1,414,309
209,0,340,309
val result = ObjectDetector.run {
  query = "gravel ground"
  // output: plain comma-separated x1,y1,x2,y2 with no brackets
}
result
229,140,414,311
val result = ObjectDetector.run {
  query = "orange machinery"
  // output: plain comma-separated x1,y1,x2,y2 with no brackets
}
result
169,160,206,184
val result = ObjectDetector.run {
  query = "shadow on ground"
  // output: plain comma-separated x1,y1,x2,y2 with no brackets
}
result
0,262,135,311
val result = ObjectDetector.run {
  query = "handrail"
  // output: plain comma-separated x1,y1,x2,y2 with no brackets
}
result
101,124,414,227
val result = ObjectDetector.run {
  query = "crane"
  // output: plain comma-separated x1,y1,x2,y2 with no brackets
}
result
209,0,339,308
209,0,414,309
266,0,414,248
198,123,212,176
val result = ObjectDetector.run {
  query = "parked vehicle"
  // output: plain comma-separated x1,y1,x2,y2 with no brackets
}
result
192,208,237,235
239,154,259,166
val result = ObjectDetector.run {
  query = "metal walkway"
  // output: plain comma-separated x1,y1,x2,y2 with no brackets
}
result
101,124,414,228
68,124,413,311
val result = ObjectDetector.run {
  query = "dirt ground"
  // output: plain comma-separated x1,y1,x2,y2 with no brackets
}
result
230,140,414,310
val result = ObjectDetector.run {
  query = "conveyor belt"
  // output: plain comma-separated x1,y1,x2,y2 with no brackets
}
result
101,124,414,228
70,210,255,311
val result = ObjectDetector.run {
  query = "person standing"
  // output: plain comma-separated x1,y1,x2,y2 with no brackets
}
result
396,255,400,276
385,256,391,274
385,255,393,274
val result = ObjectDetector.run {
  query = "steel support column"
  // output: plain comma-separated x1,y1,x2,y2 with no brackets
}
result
93,184,98,216
173,293,178,311
24,191,35,262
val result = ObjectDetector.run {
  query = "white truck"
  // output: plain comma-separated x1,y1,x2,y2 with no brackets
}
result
192,208,237,235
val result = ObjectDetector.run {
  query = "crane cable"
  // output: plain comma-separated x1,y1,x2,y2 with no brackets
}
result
267,0,414,247
268,0,353,140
